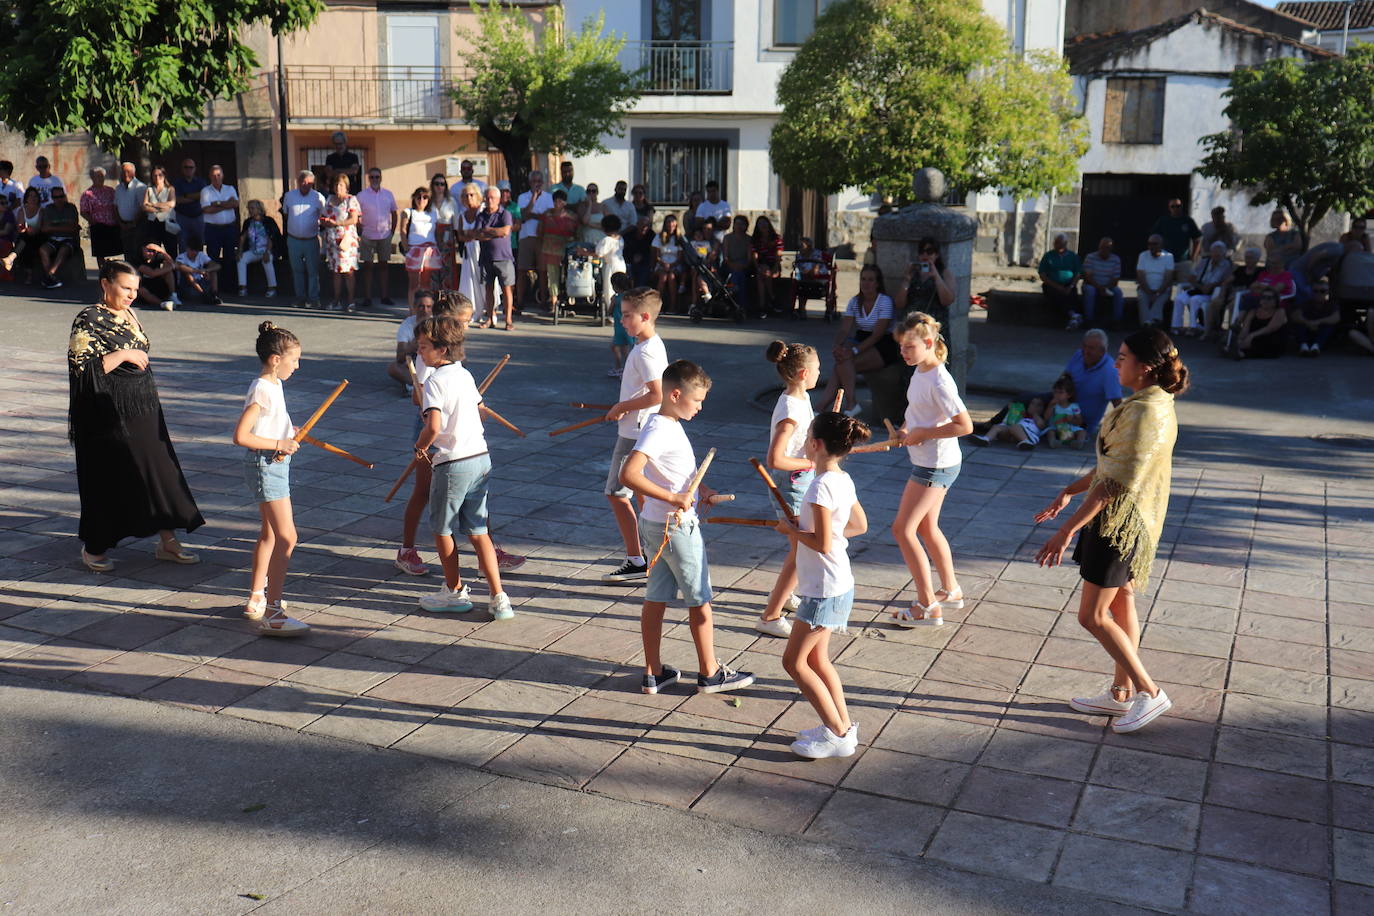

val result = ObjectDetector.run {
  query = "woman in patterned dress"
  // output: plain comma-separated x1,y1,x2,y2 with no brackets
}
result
321,173,360,310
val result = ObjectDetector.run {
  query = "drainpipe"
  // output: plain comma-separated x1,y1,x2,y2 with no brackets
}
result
277,32,290,196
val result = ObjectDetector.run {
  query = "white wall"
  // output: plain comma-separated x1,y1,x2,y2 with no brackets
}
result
982,0,1066,55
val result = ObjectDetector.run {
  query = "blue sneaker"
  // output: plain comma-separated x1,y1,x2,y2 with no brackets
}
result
697,663,754,694
490,592,515,621
419,584,473,613
641,665,681,695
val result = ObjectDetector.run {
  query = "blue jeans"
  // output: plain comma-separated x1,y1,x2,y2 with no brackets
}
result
176,213,204,251
286,236,321,301
1082,285,1124,324
204,222,237,267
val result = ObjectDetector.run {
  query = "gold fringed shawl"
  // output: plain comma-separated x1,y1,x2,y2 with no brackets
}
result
1091,385,1177,587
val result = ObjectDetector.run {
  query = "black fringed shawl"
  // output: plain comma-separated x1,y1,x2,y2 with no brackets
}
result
67,305,162,442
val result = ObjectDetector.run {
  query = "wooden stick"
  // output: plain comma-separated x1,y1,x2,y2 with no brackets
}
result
649,448,718,569
706,516,774,527
831,388,844,413
407,358,419,388
851,438,900,454
548,415,606,437
275,379,348,463
748,457,798,525
478,354,511,395
884,418,898,439
480,404,525,438
384,457,421,503
570,402,614,410
301,434,375,468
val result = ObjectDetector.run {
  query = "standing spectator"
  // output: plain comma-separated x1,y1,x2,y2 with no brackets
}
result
893,237,956,328
28,155,64,206
142,165,178,254
538,189,579,308
722,214,755,314
631,183,654,224
0,160,26,209
498,181,519,263
683,190,705,236
652,212,684,314
427,173,456,290
752,215,784,314
199,164,240,271
281,169,325,308
1038,232,1083,329
399,187,438,301
356,166,398,307
624,214,656,287
515,169,551,309
113,162,146,264
1150,198,1201,277
1063,328,1122,435
695,181,731,239
236,200,280,298
553,161,585,208
321,172,361,311
1171,241,1233,337
135,240,177,310
1080,236,1124,328
595,213,626,315
1292,280,1340,356
1135,234,1175,328
477,185,515,330
458,159,487,194
1264,209,1303,267
174,235,221,304
1228,246,1264,324
78,166,122,264
579,183,606,246
1200,205,1239,255
325,131,361,195
453,181,486,318
172,158,208,250
604,180,637,230
38,186,80,289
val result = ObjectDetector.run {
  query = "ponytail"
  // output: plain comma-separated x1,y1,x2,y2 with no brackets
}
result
811,411,871,457
897,311,948,363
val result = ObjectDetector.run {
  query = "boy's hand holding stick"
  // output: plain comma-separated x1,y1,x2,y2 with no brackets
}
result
648,448,717,569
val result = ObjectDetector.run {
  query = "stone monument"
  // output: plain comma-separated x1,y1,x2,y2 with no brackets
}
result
871,167,977,391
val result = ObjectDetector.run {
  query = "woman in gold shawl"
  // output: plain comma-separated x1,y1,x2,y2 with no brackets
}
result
1034,328,1189,734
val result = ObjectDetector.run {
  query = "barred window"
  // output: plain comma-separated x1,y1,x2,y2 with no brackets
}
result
640,139,727,207
1102,77,1165,145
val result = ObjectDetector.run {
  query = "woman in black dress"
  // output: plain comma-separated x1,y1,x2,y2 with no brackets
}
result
68,260,204,571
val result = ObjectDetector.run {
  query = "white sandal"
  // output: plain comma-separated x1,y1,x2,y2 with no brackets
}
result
81,549,114,573
893,601,943,628
935,587,964,609
244,591,267,620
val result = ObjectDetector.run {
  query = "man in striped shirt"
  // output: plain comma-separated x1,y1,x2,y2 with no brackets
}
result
1081,236,1124,329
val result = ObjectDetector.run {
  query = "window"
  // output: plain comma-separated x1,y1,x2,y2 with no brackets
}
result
641,139,727,207
774,0,838,47
1102,77,1165,145
303,147,368,187
652,0,702,42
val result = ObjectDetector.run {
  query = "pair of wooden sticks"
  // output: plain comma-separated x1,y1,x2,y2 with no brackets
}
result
647,447,718,570
274,380,375,469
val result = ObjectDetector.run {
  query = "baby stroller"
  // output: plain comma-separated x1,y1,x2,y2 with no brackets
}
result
791,246,838,320
553,242,608,325
682,236,745,323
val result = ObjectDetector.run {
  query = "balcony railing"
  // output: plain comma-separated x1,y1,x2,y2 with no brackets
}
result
623,41,733,95
284,66,472,123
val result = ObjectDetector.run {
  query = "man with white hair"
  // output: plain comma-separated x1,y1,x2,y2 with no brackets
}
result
200,164,240,272
1171,240,1233,338
113,162,146,264
1038,231,1083,330
1063,328,1122,435
515,169,552,308
1135,234,1175,327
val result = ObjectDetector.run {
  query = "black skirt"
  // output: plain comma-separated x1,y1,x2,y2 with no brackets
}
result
1073,516,1136,588
856,327,901,367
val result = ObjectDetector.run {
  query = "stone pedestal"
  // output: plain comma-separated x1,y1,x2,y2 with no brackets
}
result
871,168,978,391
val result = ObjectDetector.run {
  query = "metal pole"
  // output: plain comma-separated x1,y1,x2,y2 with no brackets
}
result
276,33,290,195
1344,0,1353,55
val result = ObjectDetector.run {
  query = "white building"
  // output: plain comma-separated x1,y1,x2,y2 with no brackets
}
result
1275,1,1374,52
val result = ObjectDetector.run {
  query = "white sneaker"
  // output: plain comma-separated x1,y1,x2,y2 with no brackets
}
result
1069,686,1132,716
791,723,858,759
754,616,793,638
1112,690,1172,733
490,592,515,621
1299,342,1311,354
264,288,277,298
161,300,175,311
784,594,801,612
418,584,473,613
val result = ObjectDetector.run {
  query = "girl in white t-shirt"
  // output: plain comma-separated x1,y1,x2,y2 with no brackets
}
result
776,412,870,759
891,312,974,627
757,340,819,638
231,321,310,637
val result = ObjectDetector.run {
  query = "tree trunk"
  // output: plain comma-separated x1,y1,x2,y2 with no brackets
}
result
480,122,532,198
119,135,154,182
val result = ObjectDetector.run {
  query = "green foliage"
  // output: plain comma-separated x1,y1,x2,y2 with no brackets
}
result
1199,45,1374,247
0,0,322,155
450,2,643,195
770,0,1086,201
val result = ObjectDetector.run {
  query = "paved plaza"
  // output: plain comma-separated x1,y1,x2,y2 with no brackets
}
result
2,283,1373,913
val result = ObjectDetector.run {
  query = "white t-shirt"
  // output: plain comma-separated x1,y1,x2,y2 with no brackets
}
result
516,189,553,240
845,294,895,332
200,183,239,225
405,208,436,246
903,363,966,469
396,316,432,383
653,234,680,265
618,334,669,439
1135,250,1176,290
596,234,626,277
244,377,294,443
770,393,813,461
796,470,857,599
695,198,732,226
422,362,486,464
28,174,64,206
176,250,213,273
282,188,326,238
633,413,698,524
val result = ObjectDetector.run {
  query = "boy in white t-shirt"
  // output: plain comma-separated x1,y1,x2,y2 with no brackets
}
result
600,287,669,584
174,235,221,304
412,315,513,620
620,360,753,696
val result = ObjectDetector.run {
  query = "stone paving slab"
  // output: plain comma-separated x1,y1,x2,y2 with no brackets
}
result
2,288,1374,912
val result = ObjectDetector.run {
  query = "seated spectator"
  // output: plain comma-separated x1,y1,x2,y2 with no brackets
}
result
1080,236,1124,328
1200,205,1240,255
38,186,81,289
1291,280,1340,357
687,218,719,309
752,215,784,314
721,214,754,314
1135,234,1175,328
1255,258,1297,306
1063,328,1122,434
135,241,177,310
174,235,221,304
973,395,1047,451
237,199,280,297
1228,246,1264,325
79,167,121,264
893,236,955,328
1171,241,1233,338
792,236,831,321
1351,303,1374,356
818,264,898,417
1340,217,1370,254
1287,240,1343,307
1038,232,1082,329
1229,288,1287,359
0,160,22,210
1264,209,1303,267
0,194,14,278
5,187,44,281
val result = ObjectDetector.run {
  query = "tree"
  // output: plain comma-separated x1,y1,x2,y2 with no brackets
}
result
0,0,322,164
1199,45,1374,250
770,0,1086,204
449,2,643,197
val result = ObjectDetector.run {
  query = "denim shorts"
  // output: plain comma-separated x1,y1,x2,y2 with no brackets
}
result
244,451,290,502
430,453,491,536
909,462,961,489
795,588,855,632
775,469,814,520
644,517,713,606
605,435,637,498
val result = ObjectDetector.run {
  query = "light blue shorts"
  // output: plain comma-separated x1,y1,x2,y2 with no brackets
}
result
244,451,290,502
605,435,637,499
795,588,855,631
430,453,491,537
644,518,713,606
909,462,961,489
775,468,814,519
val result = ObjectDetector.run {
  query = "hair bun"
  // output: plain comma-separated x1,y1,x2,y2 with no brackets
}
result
258,320,276,334
765,340,788,363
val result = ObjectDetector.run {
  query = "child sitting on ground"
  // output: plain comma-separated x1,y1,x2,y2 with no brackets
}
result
976,395,1047,451
175,235,221,305
1043,374,1086,449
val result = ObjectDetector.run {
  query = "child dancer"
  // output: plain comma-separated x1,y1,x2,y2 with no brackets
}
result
777,412,870,758
601,287,669,584
621,360,752,695
232,321,310,636
891,312,973,626
756,340,819,637
412,315,514,619
606,271,633,377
